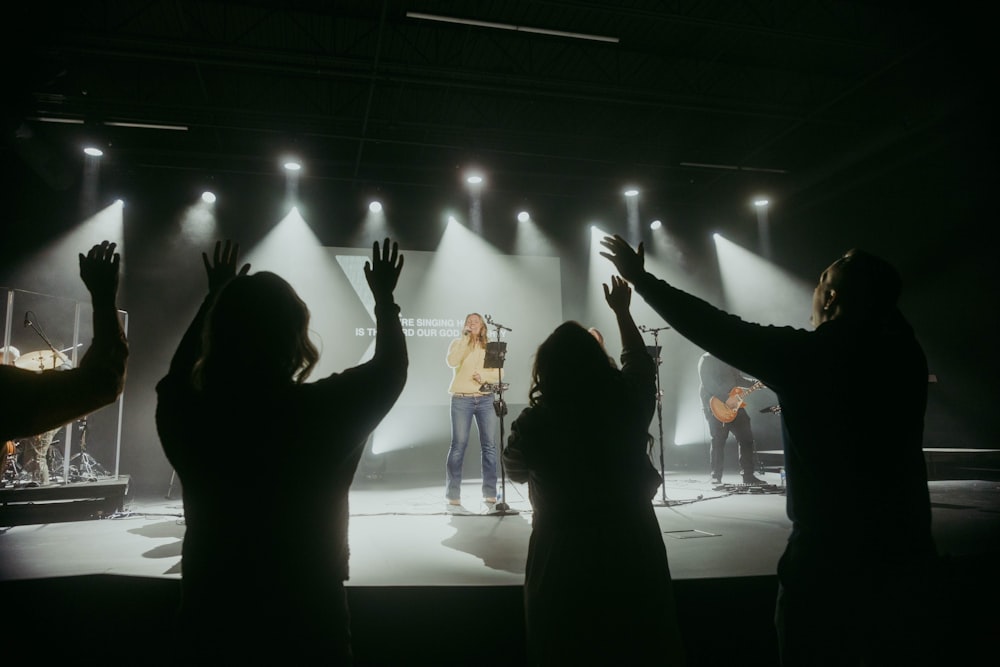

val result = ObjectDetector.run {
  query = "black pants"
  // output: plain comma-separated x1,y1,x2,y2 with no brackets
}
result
704,407,755,479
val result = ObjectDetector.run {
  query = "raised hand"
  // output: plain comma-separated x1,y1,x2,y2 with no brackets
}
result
79,241,121,305
599,235,645,284
202,240,251,293
603,275,632,314
364,238,404,303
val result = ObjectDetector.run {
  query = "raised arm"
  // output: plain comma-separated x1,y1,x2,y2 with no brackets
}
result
79,240,124,350
76,241,128,387
166,240,251,378
603,275,643,355
0,241,129,440
364,238,408,383
202,239,252,294
599,235,647,285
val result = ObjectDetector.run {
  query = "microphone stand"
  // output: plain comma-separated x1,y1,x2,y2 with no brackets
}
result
483,315,517,516
639,324,672,505
23,312,72,370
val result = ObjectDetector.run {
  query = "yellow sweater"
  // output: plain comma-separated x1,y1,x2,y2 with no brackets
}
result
446,335,501,394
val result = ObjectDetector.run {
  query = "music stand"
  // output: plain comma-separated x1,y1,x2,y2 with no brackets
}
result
484,341,506,370
483,339,518,516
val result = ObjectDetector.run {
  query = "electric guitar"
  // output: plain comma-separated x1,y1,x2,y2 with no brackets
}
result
709,380,765,423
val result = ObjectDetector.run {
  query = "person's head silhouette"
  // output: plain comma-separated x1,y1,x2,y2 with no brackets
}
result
195,271,319,389
529,321,617,408
811,248,902,327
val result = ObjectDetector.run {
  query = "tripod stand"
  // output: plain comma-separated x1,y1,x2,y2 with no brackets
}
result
68,417,110,481
639,324,672,505
483,315,518,516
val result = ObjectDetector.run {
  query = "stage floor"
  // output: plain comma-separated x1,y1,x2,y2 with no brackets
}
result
2,471,998,585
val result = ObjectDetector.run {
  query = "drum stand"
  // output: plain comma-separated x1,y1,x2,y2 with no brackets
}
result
483,316,518,516
639,324,672,505
166,469,178,499
47,440,65,483
68,417,109,481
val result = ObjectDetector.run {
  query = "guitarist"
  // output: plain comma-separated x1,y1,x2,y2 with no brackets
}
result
698,352,765,485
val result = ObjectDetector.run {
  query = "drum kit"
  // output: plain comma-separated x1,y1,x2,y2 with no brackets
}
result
12,348,72,371
0,418,109,489
1,435,65,488
1,337,106,488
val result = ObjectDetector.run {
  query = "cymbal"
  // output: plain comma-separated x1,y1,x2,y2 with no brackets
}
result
14,350,67,371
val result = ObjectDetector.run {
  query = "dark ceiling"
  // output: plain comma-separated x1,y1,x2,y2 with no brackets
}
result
5,1,989,251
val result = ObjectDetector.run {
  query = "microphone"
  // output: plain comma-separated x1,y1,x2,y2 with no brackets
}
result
23,312,31,327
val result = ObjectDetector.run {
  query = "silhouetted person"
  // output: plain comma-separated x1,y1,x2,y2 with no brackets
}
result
504,276,686,666
0,241,128,442
156,239,407,664
699,352,764,485
602,236,937,666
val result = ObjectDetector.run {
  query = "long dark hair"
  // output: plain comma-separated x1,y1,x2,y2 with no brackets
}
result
528,321,618,409
193,272,319,389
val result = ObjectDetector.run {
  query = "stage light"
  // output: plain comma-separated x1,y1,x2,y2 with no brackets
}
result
369,201,383,213
753,198,772,260
283,160,302,172
623,189,641,244
650,219,662,231
103,121,188,131
83,147,103,157
517,211,530,223
406,12,619,43
201,192,216,204
464,172,484,234
34,116,84,125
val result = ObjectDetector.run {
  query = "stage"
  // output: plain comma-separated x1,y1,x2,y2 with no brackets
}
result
1,470,998,665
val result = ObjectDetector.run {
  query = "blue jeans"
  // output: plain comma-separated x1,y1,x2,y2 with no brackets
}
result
446,394,498,500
